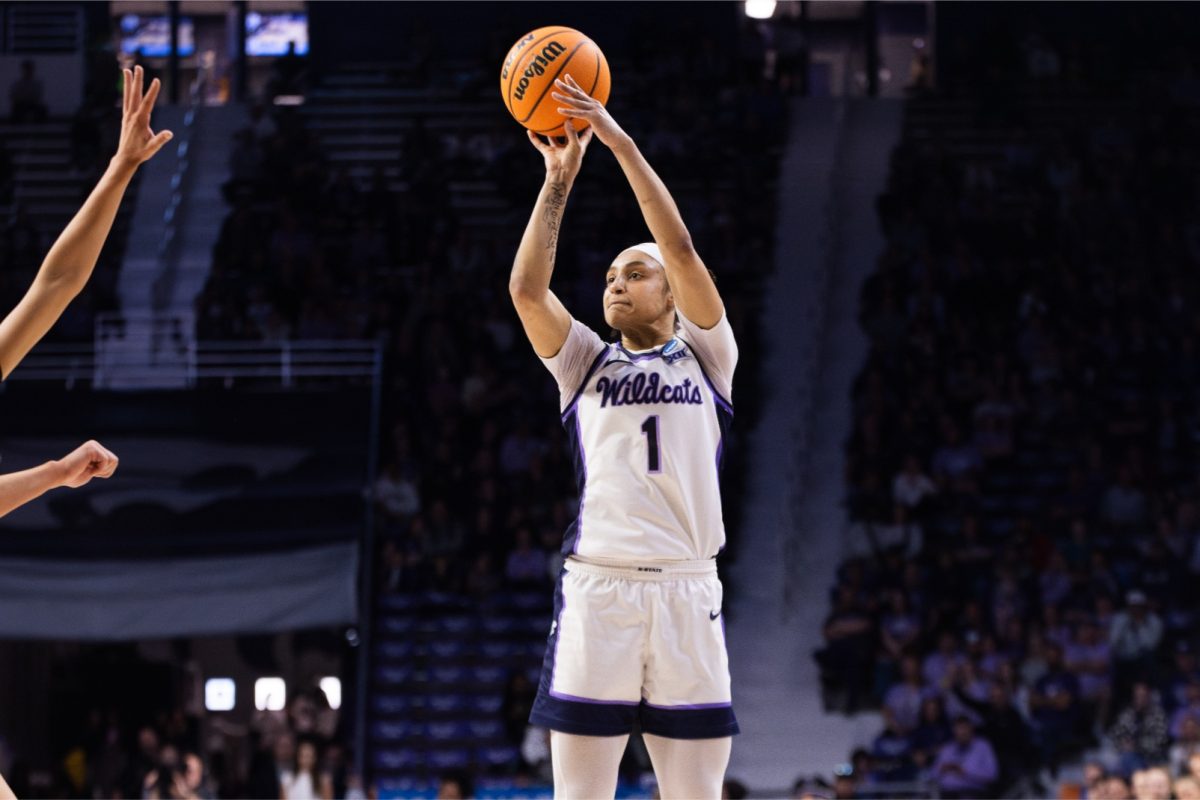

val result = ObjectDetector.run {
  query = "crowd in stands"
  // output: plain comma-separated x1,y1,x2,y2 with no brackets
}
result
198,13,782,610
2,683,357,800
817,15,1200,799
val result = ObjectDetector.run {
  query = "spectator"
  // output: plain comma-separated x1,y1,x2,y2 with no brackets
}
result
1065,618,1113,729
950,677,1034,791
372,460,421,524
1170,716,1200,778
923,632,966,687
1028,641,1081,770
1166,642,1200,710
1096,774,1133,800
1176,776,1200,800
1172,682,1200,739
1110,592,1163,705
1133,766,1171,800
892,454,938,513
1109,682,1170,776
1081,761,1107,799
882,655,925,733
435,770,473,800
280,738,325,800
931,716,998,799
869,714,916,784
816,587,875,712
910,694,952,773
247,733,292,800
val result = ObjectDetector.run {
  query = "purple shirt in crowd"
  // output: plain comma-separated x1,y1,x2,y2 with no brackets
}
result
934,736,999,793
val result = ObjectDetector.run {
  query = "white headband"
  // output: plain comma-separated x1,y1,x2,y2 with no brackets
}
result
628,242,664,266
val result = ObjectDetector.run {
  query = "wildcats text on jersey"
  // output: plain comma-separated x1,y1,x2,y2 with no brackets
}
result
595,373,704,408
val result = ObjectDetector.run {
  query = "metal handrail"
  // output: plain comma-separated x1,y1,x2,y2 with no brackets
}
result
7,339,383,386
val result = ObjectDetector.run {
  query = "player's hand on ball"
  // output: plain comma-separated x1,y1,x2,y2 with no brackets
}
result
56,440,119,489
527,119,593,178
115,66,174,169
551,74,628,149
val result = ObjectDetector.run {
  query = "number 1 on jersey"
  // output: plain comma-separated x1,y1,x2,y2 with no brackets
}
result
641,415,662,473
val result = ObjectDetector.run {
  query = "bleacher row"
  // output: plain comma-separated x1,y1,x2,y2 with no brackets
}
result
370,590,552,783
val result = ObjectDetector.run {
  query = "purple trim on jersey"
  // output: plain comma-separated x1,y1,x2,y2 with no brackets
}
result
699,370,734,417
561,345,611,421
615,342,670,362
550,690,640,706
690,347,734,415
571,410,588,555
642,700,733,710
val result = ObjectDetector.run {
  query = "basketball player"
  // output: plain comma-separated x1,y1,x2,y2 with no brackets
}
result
510,74,737,799
0,66,172,525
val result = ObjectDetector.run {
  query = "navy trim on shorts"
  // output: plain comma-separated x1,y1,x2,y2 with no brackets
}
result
530,692,641,737
640,701,740,739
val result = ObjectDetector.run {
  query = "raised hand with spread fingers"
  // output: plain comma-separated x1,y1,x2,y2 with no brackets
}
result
0,65,171,519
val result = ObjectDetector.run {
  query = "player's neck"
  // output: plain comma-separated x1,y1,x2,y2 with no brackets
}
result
620,323,673,352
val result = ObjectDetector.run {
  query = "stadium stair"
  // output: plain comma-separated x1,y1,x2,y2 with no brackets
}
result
725,98,902,790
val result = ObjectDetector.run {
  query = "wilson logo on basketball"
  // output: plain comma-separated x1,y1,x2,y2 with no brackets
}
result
500,32,535,81
513,41,568,101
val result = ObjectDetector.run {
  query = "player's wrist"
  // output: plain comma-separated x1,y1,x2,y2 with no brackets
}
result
106,155,139,181
44,458,71,488
545,167,576,185
608,131,635,156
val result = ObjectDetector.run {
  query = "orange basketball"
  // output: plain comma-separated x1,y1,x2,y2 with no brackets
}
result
500,26,611,138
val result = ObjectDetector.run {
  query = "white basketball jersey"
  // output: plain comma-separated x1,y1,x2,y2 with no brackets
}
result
541,313,737,562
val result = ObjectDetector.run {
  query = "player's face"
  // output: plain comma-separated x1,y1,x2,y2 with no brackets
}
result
603,250,673,331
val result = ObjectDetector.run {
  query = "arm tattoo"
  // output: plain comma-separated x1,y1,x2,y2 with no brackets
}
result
543,181,567,254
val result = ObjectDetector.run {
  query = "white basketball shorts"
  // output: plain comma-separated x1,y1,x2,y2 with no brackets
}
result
528,556,739,739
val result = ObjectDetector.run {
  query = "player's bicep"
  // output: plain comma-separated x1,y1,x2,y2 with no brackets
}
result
0,279,71,380
662,246,724,330
511,287,573,358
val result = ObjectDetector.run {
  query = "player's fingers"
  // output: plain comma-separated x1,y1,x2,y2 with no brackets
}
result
562,118,579,144
554,77,585,98
578,127,594,149
133,65,144,109
122,68,132,114
94,448,118,478
526,129,546,151
140,78,162,120
142,129,175,160
550,91,586,107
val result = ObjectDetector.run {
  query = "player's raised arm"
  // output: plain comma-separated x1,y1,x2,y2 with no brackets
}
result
508,123,593,358
552,75,724,329
0,66,173,379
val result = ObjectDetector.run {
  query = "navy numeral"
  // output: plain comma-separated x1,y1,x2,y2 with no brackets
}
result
641,416,661,473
